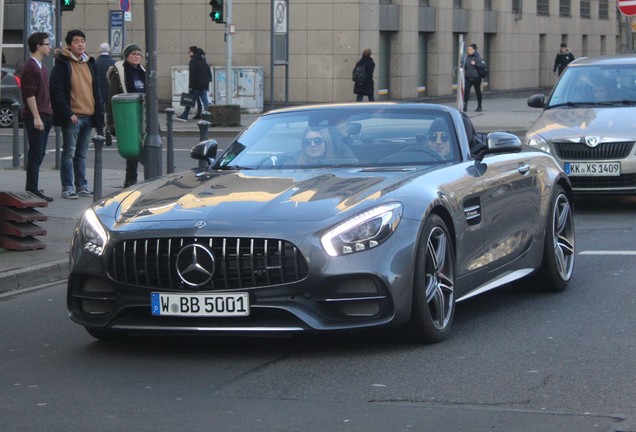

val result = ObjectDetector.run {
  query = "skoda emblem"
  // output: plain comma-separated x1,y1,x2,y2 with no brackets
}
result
585,136,600,148
175,244,215,287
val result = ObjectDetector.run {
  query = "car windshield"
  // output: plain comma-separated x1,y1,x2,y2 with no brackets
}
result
547,63,636,108
216,107,459,169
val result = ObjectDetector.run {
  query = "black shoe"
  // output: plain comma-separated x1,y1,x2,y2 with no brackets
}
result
27,189,54,202
193,115,202,120
476,106,482,112
124,179,137,188
463,103,467,112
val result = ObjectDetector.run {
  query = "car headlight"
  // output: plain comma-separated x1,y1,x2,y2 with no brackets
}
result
321,203,402,257
524,133,551,153
79,208,109,256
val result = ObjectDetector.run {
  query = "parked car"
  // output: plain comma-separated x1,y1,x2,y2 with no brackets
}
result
67,103,575,343
0,67,22,128
526,55,636,194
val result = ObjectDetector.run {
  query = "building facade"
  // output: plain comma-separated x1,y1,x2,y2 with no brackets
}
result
2,0,624,107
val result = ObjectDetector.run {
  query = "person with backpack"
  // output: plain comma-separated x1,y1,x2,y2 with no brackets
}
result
353,48,375,102
462,43,487,112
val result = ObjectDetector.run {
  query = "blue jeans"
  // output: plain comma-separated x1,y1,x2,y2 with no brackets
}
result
25,115,53,192
181,89,210,118
61,116,93,191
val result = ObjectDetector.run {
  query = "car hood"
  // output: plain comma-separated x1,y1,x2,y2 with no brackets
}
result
528,106,636,140
98,168,425,225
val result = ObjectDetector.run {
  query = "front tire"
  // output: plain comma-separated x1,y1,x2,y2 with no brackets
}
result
0,103,15,128
535,186,575,291
402,214,456,343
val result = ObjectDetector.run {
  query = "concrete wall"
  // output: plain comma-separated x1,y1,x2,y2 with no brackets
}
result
48,0,620,106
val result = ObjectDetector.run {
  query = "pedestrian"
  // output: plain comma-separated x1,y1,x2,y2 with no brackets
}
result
176,46,210,122
49,29,104,199
353,48,375,102
462,43,486,112
21,32,54,202
105,44,146,188
193,48,212,120
94,42,116,111
553,42,575,76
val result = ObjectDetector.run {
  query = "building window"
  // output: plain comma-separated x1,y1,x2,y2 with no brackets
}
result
485,0,492,10
512,0,522,15
454,0,462,8
600,35,606,55
537,0,549,15
559,0,571,16
599,0,608,19
581,34,588,57
418,33,428,95
419,0,429,5
580,0,590,18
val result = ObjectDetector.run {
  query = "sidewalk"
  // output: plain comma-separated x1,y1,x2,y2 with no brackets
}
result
0,95,542,294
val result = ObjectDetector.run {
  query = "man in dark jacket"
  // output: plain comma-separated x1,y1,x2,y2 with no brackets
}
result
176,46,211,121
353,48,375,102
95,42,116,111
49,29,104,199
553,43,575,76
462,43,487,112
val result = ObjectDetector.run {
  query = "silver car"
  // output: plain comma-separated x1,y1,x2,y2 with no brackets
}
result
526,55,636,194
67,103,575,344
0,67,22,128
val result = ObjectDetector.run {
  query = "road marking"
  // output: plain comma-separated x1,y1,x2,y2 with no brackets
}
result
579,251,636,255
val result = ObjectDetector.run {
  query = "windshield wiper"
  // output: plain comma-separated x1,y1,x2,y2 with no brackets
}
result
548,101,594,109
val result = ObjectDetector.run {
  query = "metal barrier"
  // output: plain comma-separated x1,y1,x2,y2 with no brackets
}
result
92,135,106,201
11,103,20,169
164,107,175,174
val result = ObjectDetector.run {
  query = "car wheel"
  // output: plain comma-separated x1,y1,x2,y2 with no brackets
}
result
85,327,127,341
534,186,575,291
0,103,15,128
402,214,455,343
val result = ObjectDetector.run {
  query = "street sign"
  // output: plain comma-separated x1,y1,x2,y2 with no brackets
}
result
120,0,130,12
618,0,636,16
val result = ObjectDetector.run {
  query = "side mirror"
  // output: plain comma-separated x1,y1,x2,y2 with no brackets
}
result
474,132,522,161
190,139,218,163
527,94,546,109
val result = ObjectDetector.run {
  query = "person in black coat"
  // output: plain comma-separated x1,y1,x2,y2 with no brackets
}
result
462,43,486,112
553,43,575,76
176,46,211,121
353,48,375,102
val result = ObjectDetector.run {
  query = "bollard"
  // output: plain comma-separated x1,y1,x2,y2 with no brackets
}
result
197,120,212,171
11,103,20,169
92,135,106,201
165,107,175,174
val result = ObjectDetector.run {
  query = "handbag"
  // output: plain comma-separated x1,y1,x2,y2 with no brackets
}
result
180,92,196,108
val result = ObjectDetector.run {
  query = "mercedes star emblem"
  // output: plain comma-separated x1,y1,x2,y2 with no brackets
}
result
176,243,215,287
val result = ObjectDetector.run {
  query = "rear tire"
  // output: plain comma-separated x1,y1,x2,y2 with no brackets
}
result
402,214,456,343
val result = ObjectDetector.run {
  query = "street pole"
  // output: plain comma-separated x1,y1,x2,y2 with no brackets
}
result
225,0,232,104
143,0,162,179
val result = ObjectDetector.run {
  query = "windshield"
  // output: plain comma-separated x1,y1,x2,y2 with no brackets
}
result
547,64,636,108
216,107,460,169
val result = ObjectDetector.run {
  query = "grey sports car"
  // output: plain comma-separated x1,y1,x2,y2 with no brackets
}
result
67,103,576,343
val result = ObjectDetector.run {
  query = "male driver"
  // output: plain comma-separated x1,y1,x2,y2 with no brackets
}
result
50,29,104,199
21,32,54,202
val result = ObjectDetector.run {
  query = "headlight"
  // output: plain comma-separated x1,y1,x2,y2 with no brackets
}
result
79,208,109,256
524,133,551,153
321,203,402,257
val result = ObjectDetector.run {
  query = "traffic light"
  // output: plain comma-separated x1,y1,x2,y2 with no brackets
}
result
209,0,224,23
62,0,76,11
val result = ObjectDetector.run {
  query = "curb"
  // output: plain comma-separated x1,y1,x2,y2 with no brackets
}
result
0,258,69,294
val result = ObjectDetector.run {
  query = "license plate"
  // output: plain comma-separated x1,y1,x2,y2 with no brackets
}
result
151,292,250,317
564,162,620,176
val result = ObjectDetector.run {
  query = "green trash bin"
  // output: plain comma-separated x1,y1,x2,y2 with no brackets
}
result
112,93,145,160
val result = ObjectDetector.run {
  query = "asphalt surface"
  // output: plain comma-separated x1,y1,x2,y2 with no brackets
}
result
0,95,543,293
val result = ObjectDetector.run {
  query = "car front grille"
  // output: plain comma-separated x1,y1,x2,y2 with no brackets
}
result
553,141,635,160
107,237,309,290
